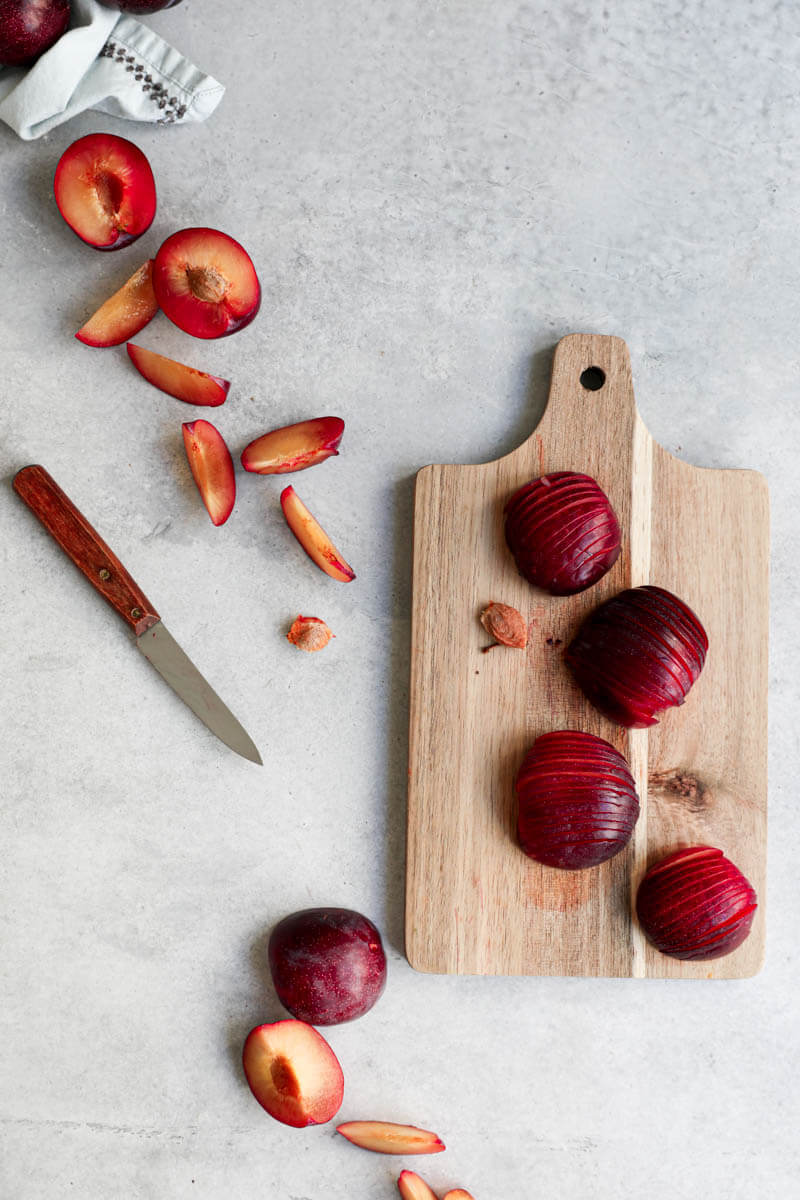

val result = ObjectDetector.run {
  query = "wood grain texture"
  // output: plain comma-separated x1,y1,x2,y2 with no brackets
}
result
13,465,160,637
406,334,768,979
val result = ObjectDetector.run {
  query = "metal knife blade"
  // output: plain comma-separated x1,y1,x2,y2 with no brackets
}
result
13,465,262,765
137,622,262,764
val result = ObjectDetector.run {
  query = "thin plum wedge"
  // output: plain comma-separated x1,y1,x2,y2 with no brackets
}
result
443,1192,475,1199
336,1122,445,1155
54,132,156,251
153,227,261,339
241,417,344,475
182,419,235,526
75,261,158,348
127,343,229,407
280,486,355,582
242,1020,344,1128
398,1171,439,1200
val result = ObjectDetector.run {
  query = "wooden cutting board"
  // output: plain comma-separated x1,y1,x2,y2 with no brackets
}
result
405,333,768,979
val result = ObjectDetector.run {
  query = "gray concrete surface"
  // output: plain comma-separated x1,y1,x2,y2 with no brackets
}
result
1,2,798,1197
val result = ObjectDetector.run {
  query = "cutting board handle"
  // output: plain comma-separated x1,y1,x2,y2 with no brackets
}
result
523,333,639,463
13,465,160,637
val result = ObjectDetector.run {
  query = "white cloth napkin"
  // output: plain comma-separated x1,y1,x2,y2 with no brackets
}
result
0,0,224,140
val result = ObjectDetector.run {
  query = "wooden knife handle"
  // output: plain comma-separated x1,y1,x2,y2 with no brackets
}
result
13,465,160,636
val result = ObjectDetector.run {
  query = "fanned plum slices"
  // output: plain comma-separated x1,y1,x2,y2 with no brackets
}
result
636,846,757,961
336,1121,445,1155
516,730,640,870
280,486,355,582
505,471,621,595
242,417,345,475
242,1020,344,1128
75,261,158,348
153,227,261,339
565,584,708,727
398,1171,439,1200
54,133,156,250
127,343,230,407
182,419,235,526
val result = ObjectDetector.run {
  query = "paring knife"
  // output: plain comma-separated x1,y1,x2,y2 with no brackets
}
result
13,465,262,765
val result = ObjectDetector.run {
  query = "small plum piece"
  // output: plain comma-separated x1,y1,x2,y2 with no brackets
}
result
398,1171,439,1200
241,417,344,475
280,486,355,582
54,133,156,251
636,846,757,960
443,1192,476,1199
336,1122,445,1155
181,420,235,526
269,908,386,1023
287,616,334,653
0,0,70,66
127,343,229,407
75,261,157,348
153,227,261,339
242,1020,344,1128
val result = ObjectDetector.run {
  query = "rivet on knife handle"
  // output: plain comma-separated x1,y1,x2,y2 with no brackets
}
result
13,465,160,636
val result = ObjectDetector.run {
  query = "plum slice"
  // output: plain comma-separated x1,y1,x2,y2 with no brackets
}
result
242,1020,344,1128
280,486,355,582
336,1122,446,1155
75,261,158,348
241,417,344,475
181,419,235,526
443,1192,475,1199
127,343,230,407
398,1172,439,1200
54,133,156,251
153,228,261,339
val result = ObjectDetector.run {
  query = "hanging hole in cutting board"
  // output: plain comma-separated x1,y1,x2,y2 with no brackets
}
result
580,366,606,391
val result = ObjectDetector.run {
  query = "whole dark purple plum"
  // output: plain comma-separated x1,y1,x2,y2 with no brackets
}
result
0,0,71,67
269,908,387,1025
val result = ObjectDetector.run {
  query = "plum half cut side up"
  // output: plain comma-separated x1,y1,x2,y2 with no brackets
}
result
153,227,261,339
54,132,157,251
181,420,235,526
242,1020,344,1128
